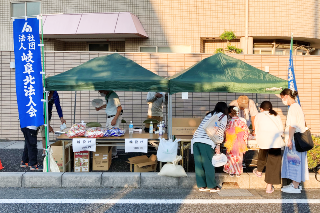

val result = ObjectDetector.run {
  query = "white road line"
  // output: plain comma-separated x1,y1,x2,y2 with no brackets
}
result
0,199,320,204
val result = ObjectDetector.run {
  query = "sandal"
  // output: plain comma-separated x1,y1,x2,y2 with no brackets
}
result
266,186,274,194
210,186,221,193
199,187,210,192
253,168,262,178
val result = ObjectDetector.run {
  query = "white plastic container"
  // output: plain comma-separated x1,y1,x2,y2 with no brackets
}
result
159,122,163,136
149,121,153,134
129,121,133,134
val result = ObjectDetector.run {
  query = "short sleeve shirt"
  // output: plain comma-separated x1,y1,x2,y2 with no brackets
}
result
105,92,121,116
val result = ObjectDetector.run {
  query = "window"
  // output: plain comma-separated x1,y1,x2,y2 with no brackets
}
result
140,47,157,52
11,2,41,18
88,43,110,51
140,46,192,53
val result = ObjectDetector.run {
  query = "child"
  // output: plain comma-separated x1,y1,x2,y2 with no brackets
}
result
223,106,249,177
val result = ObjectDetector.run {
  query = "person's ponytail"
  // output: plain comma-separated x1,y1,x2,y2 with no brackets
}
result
269,108,278,116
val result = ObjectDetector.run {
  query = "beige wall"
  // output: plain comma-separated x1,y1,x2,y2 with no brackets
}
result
1,0,320,52
0,51,319,140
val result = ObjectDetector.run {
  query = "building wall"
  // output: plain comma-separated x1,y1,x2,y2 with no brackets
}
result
0,51,319,140
1,0,320,52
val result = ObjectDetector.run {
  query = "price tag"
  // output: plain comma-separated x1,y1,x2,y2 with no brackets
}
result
125,138,148,153
72,138,96,152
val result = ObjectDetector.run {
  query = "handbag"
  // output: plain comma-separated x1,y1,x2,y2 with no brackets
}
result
202,113,225,144
294,128,314,152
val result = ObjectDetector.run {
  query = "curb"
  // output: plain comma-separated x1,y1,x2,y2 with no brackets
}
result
0,172,319,188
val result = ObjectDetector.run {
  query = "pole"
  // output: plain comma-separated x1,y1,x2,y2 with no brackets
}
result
74,91,77,124
168,94,172,139
40,15,49,172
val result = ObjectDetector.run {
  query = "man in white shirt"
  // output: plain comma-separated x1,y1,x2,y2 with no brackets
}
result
229,95,258,134
145,92,167,130
96,90,122,128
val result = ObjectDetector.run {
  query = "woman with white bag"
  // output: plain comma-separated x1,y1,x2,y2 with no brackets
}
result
192,102,228,193
280,89,309,193
253,101,284,193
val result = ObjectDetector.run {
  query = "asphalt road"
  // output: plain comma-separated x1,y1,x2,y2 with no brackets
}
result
0,188,319,213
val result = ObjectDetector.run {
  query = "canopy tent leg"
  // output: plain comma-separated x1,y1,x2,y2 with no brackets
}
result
168,94,172,139
45,91,50,172
73,91,77,124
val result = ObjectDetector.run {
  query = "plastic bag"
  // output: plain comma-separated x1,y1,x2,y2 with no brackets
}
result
157,138,180,162
202,114,225,143
103,128,125,137
85,127,105,138
158,156,187,177
67,121,86,138
212,153,228,167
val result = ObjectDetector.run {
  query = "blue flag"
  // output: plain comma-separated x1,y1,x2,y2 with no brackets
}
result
13,18,44,128
288,35,301,105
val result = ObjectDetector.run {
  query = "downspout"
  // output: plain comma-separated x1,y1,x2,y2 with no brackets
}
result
245,0,249,54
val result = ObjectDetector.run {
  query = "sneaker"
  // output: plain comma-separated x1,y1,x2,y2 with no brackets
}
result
210,186,221,193
30,164,43,171
281,183,301,194
199,187,210,192
20,161,29,168
229,174,235,177
281,184,302,191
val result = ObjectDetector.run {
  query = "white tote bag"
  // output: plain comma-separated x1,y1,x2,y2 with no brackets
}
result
202,113,225,143
157,138,180,162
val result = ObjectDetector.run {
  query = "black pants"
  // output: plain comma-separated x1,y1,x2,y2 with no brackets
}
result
21,127,38,166
257,148,282,185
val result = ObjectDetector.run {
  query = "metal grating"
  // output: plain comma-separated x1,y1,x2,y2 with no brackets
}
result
217,189,254,197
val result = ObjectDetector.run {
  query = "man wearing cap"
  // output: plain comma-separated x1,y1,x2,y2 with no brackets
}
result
229,96,258,134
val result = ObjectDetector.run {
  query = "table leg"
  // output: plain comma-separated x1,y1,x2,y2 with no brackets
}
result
181,142,184,168
62,141,65,173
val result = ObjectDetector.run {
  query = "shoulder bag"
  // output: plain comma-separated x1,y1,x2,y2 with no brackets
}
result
202,113,225,144
294,127,314,152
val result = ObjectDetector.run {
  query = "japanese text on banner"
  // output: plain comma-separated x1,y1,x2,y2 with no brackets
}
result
13,18,43,127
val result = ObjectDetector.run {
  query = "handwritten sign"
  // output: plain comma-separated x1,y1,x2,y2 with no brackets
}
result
125,138,148,153
72,138,96,152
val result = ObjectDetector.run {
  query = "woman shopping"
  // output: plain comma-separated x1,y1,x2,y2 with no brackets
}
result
280,89,309,193
253,101,284,193
223,106,249,177
192,102,228,193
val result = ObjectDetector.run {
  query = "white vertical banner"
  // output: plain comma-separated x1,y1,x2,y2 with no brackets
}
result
125,138,148,153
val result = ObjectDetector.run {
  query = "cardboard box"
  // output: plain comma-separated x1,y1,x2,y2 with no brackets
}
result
74,151,90,172
50,140,70,172
127,154,157,172
172,117,201,135
92,146,113,171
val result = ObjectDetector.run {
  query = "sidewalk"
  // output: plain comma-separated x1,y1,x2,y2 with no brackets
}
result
0,141,319,189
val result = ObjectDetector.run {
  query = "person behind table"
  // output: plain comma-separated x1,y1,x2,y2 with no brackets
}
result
145,92,167,131
229,96,258,134
223,106,249,177
192,102,228,193
96,90,123,128
280,89,309,194
39,91,66,157
253,101,284,194
96,90,123,157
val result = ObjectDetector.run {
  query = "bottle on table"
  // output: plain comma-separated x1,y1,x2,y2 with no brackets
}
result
159,121,163,136
129,121,133,134
149,121,153,134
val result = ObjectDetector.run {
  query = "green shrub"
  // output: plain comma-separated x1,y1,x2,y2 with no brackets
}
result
215,48,224,54
227,45,242,54
307,136,320,170
220,31,236,41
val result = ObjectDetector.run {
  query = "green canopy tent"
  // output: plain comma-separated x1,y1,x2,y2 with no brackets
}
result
166,53,287,138
46,53,168,92
168,53,287,94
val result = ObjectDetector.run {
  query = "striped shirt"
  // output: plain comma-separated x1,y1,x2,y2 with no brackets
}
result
191,112,227,152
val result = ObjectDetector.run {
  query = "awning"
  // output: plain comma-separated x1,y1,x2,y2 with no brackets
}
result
41,12,148,39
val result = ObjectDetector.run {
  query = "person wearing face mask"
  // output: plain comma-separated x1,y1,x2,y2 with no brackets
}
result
253,101,284,193
280,88,309,193
96,90,123,128
229,96,258,135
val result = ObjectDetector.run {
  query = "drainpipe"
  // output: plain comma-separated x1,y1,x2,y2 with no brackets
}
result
245,0,249,54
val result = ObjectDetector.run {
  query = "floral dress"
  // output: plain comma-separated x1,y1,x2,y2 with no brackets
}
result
223,117,249,175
